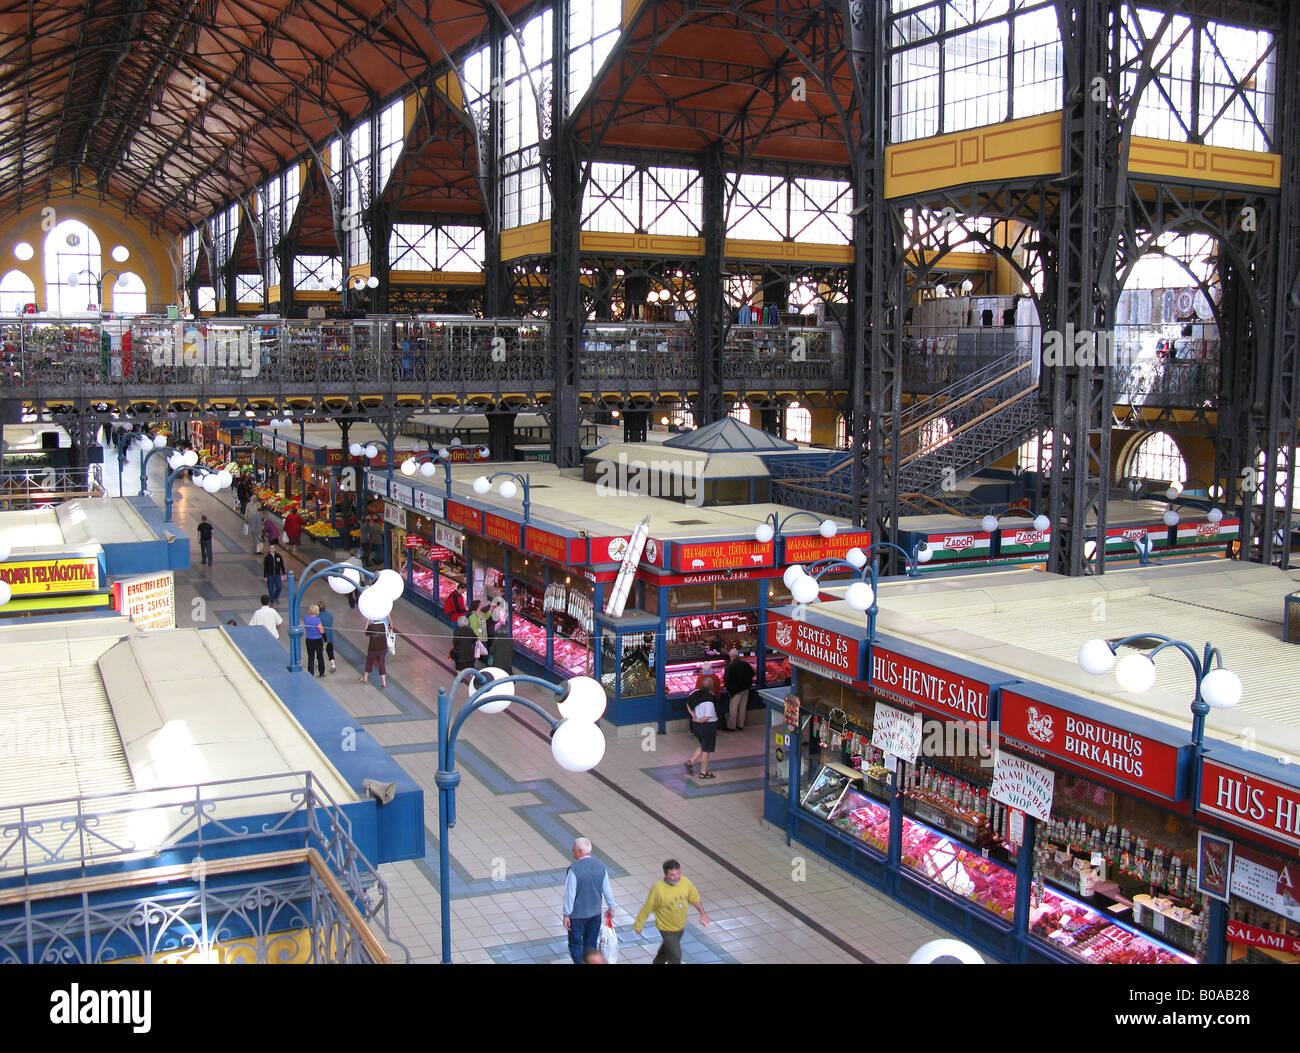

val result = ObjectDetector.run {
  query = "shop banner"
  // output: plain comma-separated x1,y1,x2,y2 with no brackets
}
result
990,751,1054,821
1199,759,1300,850
425,545,454,562
1000,689,1183,798
926,531,992,559
650,567,779,586
447,500,483,533
1229,841,1300,923
1104,524,1168,551
766,612,864,683
484,512,521,546
286,442,304,462
260,432,275,449
869,646,991,722
389,482,414,508
524,525,582,564
672,538,773,572
325,449,344,465
781,530,873,565
383,502,405,528
998,526,1052,554
590,536,633,564
434,522,463,555
1225,919,1300,955
413,489,446,517
273,437,289,454
443,445,489,463
0,556,102,596
640,537,665,568
113,571,175,631
365,471,390,500
872,703,921,764
1176,519,1239,546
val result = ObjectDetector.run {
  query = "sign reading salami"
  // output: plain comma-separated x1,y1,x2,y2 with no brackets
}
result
782,531,873,565
672,539,773,572
990,751,1055,821
1000,690,1182,797
446,500,483,533
0,557,102,596
872,703,921,764
484,512,521,546
113,571,175,631
869,646,990,721
1229,841,1300,923
524,525,581,564
1225,920,1300,956
1199,759,1300,850
765,613,864,682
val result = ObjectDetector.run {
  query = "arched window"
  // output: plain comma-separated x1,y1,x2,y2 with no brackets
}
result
729,404,751,425
1128,432,1187,485
0,270,36,314
110,271,147,314
43,220,102,313
785,402,812,444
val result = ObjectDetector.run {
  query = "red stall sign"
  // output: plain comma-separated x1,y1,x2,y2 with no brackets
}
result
1000,690,1182,797
524,525,582,564
1225,920,1300,956
869,646,992,722
1199,759,1300,850
766,612,864,683
424,545,454,561
446,501,483,533
484,512,521,546
782,531,873,565
673,538,773,571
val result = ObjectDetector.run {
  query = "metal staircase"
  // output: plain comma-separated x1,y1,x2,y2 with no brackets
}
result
772,351,1039,517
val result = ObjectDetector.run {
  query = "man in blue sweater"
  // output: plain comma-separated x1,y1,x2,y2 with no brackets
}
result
562,837,619,964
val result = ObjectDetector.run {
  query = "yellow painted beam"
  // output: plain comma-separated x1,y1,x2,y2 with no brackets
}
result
389,270,486,286
1128,136,1281,188
501,220,553,261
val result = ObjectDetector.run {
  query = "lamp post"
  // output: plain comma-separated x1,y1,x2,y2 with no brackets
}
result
137,433,170,493
1077,633,1242,816
285,558,401,672
162,451,232,522
434,667,608,963
399,447,486,497
66,268,124,313
753,511,839,546
473,470,531,521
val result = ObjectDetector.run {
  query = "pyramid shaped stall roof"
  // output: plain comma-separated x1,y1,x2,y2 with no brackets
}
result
661,417,799,453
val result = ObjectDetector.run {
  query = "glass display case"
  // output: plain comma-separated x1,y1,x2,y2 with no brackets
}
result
801,764,857,821
828,787,890,853
899,816,1017,922
1030,887,1195,965
512,579,547,661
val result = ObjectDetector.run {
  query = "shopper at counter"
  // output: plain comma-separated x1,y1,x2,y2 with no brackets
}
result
685,687,718,779
723,648,755,732
696,662,721,699
443,584,468,621
450,616,477,671
487,607,512,672
284,509,304,548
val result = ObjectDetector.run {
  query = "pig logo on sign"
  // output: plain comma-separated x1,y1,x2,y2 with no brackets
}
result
691,558,705,569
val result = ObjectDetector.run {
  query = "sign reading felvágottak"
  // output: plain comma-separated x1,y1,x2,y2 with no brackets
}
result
0,557,101,595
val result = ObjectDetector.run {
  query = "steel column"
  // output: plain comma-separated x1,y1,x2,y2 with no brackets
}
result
696,141,726,427
549,2,582,468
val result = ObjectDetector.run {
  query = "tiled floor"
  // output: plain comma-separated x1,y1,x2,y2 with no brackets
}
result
154,460,964,964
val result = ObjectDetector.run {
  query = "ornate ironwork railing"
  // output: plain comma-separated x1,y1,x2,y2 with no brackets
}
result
0,849,398,964
0,772,407,963
0,467,105,506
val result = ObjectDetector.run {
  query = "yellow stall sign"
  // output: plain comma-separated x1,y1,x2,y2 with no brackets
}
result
0,557,102,595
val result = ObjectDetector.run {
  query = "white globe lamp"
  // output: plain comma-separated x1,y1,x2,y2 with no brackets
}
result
754,522,775,544
782,564,805,589
818,519,837,538
473,476,491,494
356,587,393,622
556,676,607,723
1115,652,1157,693
474,668,515,714
1200,668,1243,710
1078,638,1115,676
499,479,518,500
845,547,868,569
550,719,606,772
844,580,874,612
791,575,820,605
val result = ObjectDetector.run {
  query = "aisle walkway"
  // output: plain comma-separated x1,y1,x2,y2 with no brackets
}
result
154,464,960,964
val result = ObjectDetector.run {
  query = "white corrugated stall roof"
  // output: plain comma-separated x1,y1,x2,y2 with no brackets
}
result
816,560,1300,764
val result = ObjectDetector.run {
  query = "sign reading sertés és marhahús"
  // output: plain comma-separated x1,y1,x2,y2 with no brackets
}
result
0,557,101,596
990,750,1055,821
871,703,922,764
113,572,176,631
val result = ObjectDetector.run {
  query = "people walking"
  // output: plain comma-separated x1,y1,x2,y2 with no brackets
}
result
263,544,286,606
722,648,755,731
467,600,488,665
236,475,253,515
249,595,282,638
361,617,391,687
450,615,476,671
304,603,326,677
247,500,264,554
633,859,710,964
684,685,718,779
364,516,384,566
443,583,468,621
562,837,619,965
196,514,214,567
318,600,337,673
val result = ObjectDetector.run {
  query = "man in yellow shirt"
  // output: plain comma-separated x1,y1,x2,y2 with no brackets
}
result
633,859,710,964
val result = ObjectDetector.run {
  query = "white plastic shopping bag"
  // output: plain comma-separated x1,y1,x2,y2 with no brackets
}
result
597,920,619,964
